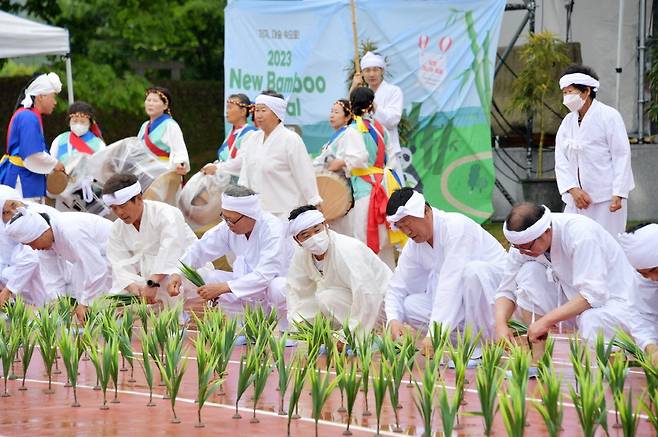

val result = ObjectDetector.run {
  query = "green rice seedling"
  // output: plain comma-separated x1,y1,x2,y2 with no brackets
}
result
569,368,608,437
356,332,374,416
534,364,563,437
157,333,189,423
139,329,156,407
179,260,205,286
0,326,21,396
437,380,460,437
36,305,59,394
594,331,615,367
58,327,84,406
413,356,438,437
615,388,639,437
98,311,123,404
371,361,388,436
537,335,555,376
333,342,347,413
507,319,528,336
342,360,362,435
499,344,531,436
243,305,278,345
211,314,237,396
134,299,149,332
613,329,646,361
641,388,658,433
474,342,505,436
569,335,590,392
251,352,273,423
310,368,341,437
449,326,480,413
605,351,628,427
119,308,136,377
194,334,221,428
384,341,412,432
18,322,36,391
88,336,118,410
399,330,418,387
340,318,356,352
234,350,258,419
428,321,451,362
287,354,310,436
269,332,293,415
55,296,75,331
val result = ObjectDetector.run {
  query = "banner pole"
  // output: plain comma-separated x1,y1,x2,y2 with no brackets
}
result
350,0,361,75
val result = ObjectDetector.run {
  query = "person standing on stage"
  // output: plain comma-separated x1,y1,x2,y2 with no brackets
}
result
351,51,404,184
0,73,65,201
555,64,634,236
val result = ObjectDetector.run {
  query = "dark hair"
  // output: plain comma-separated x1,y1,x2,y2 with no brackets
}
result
562,64,598,99
505,202,546,232
349,87,375,117
334,99,353,123
67,101,95,120
146,86,172,115
228,93,253,122
9,211,50,226
102,173,140,197
288,205,318,221
386,187,429,216
627,222,654,233
260,89,284,99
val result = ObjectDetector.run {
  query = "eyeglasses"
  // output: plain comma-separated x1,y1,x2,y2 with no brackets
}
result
220,212,244,225
512,238,539,253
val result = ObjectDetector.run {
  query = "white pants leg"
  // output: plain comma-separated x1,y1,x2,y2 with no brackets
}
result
461,260,504,340
564,198,627,237
402,292,432,333
578,300,635,343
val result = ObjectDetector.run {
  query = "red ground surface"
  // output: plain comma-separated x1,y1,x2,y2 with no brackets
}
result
0,332,655,437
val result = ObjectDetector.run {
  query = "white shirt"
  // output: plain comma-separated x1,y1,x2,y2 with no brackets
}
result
181,210,291,299
107,200,198,292
48,212,113,305
495,213,636,308
386,208,506,325
373,80,403,156
138,119,190,173
555,99,634,203
238,123,321,217
287,230,392,332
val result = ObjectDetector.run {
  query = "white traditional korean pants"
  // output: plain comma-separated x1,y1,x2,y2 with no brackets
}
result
564,198,627,237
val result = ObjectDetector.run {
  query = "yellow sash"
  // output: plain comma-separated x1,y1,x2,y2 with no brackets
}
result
350,166,384,177
0,154,24,167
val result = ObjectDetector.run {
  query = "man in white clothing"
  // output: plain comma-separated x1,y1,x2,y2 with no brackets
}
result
238,91,321,219
618,223,658,364
555,64,634,236
5,208,112,320
170,185,289,326
103,173,199,307
351,51,404,183
286,205,392,338
385,188,507,356
494,203,638,345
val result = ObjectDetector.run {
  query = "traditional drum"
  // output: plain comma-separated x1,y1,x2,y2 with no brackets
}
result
143,170,181,205
177,171,230,230
315,171,353,221
46,170,68,195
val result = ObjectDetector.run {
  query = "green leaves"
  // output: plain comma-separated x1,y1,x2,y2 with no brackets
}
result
641,387,658,433
437,380,460,437
36,304,59,393
569,368,608,437
534,363,564,437
156,331,189,423
615,389,640,437
251,353,273,422
0,323,21,396
342,360,362,434
179,261,205,287
413,357,438,437
475,342,504,436
58,327,83,406
287,354,311,436
371,361,388,436
194,334,221,427
499,344,531,437
138,329,156,406
507,319,528,337
309,368,340,437
87,335,119,409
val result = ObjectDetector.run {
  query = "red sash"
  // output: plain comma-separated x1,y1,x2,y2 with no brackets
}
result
144,122,169,158
227,128,238,159
5,108,43,154
359,119,389,254
68,133,95,155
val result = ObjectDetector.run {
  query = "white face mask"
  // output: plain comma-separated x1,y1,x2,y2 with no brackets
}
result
300,229,330,256
70,122,90,136
562,93,585,112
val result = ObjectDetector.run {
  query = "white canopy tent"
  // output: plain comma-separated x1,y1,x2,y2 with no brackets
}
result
0,10,74,104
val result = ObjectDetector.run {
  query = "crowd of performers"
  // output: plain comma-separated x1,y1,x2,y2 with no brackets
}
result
0,53,656,366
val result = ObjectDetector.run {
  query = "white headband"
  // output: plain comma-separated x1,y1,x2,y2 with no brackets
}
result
221,193,261,220
0,184,22,215
386,190,426,229
21,73,62,108
503,205,552,245
5,207,50,244
360,51,385,70
255,94,287,123
288,209,325,237
618,224,658,270
559,73,599,92
102,181,142,206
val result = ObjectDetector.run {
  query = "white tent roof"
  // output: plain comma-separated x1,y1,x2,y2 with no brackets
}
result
0,10,70,58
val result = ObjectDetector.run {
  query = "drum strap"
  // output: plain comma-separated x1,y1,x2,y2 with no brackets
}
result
68,132,95,155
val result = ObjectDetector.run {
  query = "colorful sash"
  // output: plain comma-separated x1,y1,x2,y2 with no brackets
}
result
217,124,257,161
68,132,95,155
144,114,171,159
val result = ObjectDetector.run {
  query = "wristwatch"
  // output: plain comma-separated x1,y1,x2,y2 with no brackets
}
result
146,279,161,288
